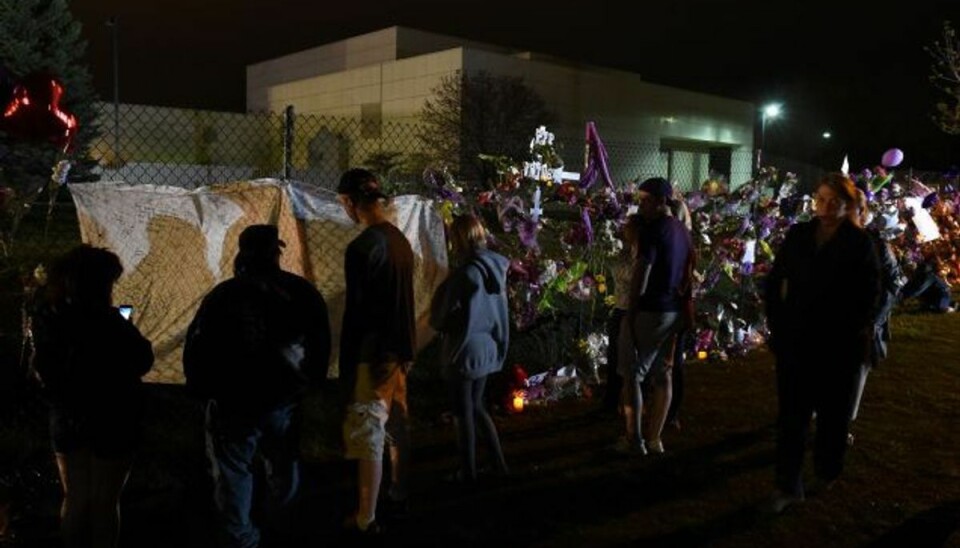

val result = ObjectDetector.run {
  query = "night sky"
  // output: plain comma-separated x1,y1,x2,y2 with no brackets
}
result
70,0,958,170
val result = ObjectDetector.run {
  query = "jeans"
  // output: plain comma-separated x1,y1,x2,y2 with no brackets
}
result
901,268,952,311
205,401,300,548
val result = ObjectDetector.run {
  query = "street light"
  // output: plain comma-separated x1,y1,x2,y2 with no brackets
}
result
756,102,782,172
822,131,832,139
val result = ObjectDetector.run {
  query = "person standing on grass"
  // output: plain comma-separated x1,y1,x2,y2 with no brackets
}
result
31,245,154,548
337,168,416,536
847,188,902,444
184,224,331,548
600,214,640,415
665,186,694,431
430,213,510,483
764,173,880,514
618,177,694,456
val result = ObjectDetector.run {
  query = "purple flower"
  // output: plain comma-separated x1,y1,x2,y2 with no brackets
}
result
518,218,540,251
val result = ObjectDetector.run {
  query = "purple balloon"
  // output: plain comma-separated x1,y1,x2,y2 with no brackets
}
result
881,148,904,168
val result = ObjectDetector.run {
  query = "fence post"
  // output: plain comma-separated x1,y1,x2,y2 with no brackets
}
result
283,105,294,180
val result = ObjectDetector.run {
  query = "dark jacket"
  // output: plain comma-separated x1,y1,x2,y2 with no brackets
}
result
184,269,331,415
339,222,416,389
430,249,510,380
764,218,881,366
869,230,901,366
32,302,154,422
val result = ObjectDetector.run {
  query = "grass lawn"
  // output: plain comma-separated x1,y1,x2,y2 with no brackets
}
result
2,305,959,547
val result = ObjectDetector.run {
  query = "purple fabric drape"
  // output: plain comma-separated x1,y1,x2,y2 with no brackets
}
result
579,122,619,209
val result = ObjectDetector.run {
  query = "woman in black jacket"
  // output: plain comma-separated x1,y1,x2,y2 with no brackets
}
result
763,173,880,513
430,214,510,483
848,190,902,441
31,246,154,548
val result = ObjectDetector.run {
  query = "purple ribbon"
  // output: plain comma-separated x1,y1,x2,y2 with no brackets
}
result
579,122,619,209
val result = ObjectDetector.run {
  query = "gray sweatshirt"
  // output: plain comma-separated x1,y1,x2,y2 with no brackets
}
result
429,249,510,380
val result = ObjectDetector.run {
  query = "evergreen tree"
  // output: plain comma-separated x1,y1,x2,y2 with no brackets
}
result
0,0,100,255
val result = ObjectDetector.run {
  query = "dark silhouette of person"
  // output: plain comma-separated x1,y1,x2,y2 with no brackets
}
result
900,256,955,313
848,189,902,442
184,224,330,548
764,173,880,514
31,245,154,548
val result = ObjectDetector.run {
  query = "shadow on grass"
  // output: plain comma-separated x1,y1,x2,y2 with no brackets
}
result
866,500,960,548
625,503,766,547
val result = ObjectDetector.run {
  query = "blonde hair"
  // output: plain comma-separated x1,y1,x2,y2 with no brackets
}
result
848,187,869,227
449,213,487,257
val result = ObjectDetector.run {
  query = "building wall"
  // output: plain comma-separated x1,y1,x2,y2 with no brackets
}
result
247,27,505,113
250,28,759,187
262,48,462,120
247,27,401,112
461,48,756,186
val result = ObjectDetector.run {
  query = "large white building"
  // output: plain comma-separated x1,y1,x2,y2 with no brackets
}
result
247,26,756,189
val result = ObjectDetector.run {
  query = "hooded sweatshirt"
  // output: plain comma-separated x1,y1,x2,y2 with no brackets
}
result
430,249,510,380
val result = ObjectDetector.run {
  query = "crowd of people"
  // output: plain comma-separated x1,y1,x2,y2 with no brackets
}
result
23,168,939,546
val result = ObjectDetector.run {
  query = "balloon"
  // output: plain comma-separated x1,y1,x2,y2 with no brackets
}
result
881,148,904,168
1,72,78,153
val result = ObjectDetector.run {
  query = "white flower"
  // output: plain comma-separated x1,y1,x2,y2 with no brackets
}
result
538,260,558,285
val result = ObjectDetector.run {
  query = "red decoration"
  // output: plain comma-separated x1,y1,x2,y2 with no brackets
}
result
2,73,78,153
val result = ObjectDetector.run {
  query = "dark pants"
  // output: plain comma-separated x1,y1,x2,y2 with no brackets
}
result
448,376,507,480
901,268,952,311
205,401,301,548
602,309,626,411
666,329,688,424
774,357,859,497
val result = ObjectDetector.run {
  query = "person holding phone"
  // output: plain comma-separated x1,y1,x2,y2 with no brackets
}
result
118,305,133,321
31,245,154,548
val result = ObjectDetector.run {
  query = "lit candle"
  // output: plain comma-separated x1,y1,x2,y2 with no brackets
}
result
512,391,525,413
697,351,708,360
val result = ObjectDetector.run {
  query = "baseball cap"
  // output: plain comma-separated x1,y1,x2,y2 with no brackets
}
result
337,168,386,200
238,224,285,255
637,177,673,200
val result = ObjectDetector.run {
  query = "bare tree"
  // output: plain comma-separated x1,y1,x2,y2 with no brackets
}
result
928,21,960,135
419,71,555,186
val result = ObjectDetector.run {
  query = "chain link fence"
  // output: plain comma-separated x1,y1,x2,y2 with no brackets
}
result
3,99,956,535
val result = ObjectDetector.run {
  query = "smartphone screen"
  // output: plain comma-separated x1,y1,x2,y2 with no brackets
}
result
118,305,133,321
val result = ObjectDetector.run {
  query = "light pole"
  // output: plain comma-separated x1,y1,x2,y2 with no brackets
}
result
756,102,782,172
106,17,119,165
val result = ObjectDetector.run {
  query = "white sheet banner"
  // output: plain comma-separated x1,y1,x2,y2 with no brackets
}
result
69,179,447,383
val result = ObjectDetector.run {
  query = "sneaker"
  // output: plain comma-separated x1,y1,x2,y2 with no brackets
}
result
344,514,383,536
647,439,666,455
614,436,648,456
762,490,804,515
